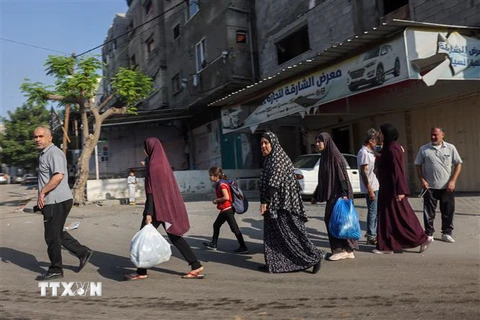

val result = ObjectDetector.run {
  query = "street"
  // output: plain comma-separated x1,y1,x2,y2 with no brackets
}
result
1,183,479,320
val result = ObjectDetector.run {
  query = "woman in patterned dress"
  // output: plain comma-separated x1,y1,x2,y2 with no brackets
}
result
259,131,323,274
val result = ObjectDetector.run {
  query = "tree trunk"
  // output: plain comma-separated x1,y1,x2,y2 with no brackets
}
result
71,102,125,205
72,133,98,205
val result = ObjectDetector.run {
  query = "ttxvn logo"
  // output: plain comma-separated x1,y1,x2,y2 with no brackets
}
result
38,282,102,296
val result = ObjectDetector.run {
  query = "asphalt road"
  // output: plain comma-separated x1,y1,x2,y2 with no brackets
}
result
1,184,479,319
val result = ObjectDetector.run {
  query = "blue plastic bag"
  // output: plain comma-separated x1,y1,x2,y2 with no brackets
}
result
328,198,361,240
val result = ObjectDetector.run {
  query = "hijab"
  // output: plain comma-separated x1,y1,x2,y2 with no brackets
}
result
380,123,399,146
259,131,306,219
144,137,190,236
316,132,353,202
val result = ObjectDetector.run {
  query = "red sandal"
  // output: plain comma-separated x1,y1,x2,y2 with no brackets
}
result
125,273,148,281
182,267,205,279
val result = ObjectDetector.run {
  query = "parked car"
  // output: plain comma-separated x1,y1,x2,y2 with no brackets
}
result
293,153,361,197
12,176,24,184
0,173,10,184
346,44,400,91
22,174,38,186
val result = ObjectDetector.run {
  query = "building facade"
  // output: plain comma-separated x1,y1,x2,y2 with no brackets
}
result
212,0,480,192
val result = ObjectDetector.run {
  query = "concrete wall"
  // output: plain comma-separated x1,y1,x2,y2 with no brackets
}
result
86,168,262,201
409,0,480,26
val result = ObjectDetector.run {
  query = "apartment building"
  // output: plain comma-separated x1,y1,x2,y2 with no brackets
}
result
96,0,257,178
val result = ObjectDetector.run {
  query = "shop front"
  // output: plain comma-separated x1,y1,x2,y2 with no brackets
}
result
212,22,480,191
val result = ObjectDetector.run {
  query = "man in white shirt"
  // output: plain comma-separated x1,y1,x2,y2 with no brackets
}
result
357,128,380,245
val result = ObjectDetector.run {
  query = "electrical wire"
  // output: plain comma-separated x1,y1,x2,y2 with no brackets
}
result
0,37,70,55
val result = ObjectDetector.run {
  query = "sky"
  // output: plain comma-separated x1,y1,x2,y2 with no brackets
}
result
0,0,129,121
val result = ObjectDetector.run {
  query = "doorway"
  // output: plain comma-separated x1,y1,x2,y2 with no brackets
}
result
331,126,351,153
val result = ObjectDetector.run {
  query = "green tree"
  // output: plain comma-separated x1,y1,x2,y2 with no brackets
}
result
21,55,153,204
0,103,50,171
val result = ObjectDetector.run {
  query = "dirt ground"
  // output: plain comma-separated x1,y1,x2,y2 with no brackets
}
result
1,184,479,319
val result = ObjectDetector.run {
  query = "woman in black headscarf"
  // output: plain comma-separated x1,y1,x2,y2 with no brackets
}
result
259,131,323,274
374,123,431,254
312,132,358,261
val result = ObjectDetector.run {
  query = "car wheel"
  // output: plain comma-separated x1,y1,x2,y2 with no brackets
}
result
374,64,385,85
393,59,400,77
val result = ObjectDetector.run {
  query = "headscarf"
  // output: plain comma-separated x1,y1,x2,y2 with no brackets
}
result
259,131,306,220
144,137,190,236
315,132,353,202
380,123,399,146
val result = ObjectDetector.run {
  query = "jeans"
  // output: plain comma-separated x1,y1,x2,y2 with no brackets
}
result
365,190,378,239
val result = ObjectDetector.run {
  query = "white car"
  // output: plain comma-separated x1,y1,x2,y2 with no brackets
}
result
346,44,400,91
293,153,361,197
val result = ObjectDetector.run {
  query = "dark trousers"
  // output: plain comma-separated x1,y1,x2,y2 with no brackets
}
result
324,198,358,253
423,189,455,236
211,208,246,248
137,218,201,275
42,199,89,273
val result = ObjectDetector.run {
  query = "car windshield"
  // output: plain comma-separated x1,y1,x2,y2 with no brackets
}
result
293,155,320,169
363,47,380,60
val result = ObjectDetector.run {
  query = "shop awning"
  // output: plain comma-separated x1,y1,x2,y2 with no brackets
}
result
101,108,192,127
209,19,479,108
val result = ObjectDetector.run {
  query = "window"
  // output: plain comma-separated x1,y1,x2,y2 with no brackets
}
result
195,38,207,72
130,54,137,68
236,31,247,44
98,142,109,162
186,0,199,21
146,37,155,55
173,24,180,39
144,0,153,15
276,25,310,65
172,73,181,93
383,0,408,15
128,20,135,38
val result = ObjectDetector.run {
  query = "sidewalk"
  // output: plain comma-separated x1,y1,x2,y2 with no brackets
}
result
4,192,479,319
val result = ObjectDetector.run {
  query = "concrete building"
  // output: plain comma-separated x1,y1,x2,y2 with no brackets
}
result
211,0,480,192
95,0,258,180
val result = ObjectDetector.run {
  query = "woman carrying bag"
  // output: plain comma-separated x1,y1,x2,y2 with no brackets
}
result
125,137,204,280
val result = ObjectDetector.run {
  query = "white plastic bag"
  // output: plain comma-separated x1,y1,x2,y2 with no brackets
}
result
130,224,172,268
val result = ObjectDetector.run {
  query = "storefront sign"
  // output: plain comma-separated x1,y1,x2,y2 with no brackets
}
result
222,27,479,134
407,30,480,86
222,35,408,133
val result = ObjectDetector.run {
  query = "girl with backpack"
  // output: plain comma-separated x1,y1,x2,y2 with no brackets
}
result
203,167,248,254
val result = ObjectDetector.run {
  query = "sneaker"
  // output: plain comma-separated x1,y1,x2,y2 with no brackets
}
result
35,272,64,281
346,252,355,259
328,251,349,261
203,241,217,250
233,247,248,254
420,236,433,253
427,235,434,242
441,234,455,243
372,249,394,254
366,238,377,245
78,249,93,272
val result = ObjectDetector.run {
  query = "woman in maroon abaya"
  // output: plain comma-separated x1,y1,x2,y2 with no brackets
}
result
374,123,432,254
125,137,204,280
